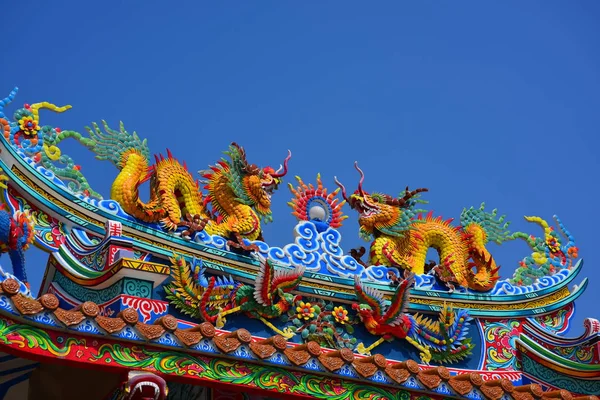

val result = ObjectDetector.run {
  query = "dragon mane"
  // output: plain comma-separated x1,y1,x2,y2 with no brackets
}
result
200,143,288,224
358,189,427,241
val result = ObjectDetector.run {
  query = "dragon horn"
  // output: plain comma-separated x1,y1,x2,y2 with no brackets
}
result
354,162,367,198
397,186,429,208
354,161,379,208
271,150,292,178
334,176,350,202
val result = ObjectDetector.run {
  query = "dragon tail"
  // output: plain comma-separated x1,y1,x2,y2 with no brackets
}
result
509,215,578,285
510,231,538,250
522,216,553,241
86,121,150,170
460,203,513,245
460,203,514,289
410,304,474,364
0,88,18,114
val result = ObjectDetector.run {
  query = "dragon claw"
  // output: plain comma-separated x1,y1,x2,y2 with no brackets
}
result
226,239,259,253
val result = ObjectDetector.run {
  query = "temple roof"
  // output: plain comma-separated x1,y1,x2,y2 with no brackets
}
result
0,277,596,400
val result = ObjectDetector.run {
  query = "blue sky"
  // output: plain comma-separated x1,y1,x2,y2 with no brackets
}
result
2,2,599,334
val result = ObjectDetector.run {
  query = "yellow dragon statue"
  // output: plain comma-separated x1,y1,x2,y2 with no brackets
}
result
335,163,515,291
89,121,290,250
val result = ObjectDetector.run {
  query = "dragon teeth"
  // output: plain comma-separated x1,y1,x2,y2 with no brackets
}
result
132,381,160,399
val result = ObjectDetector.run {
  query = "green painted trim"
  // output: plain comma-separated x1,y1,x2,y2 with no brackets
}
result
519,335,600,372
521,354,600,395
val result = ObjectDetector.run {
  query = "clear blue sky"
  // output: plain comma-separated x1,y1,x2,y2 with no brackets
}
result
2,2,599,335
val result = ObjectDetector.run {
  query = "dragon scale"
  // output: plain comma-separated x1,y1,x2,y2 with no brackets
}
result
372,213,497,283
337,163,512,291
90,121,290,242
111,149,205,229
201,168,263,240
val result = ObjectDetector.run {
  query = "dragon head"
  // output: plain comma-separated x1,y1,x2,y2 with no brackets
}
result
121,371,168,400
229,143,291,221
335,162,428,240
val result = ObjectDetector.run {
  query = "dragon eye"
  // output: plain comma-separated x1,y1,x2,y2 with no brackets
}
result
371,193,384,203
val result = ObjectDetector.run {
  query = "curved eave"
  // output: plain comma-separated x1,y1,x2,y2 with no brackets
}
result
523,319,600,347
47,254,170,289
517,335,600,379
0,140,586,315
408,278,587,317
0,146,260,268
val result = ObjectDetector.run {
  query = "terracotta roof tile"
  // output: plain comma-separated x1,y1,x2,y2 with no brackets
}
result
0,279,596,400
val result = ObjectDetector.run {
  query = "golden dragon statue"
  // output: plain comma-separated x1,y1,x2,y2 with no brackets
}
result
335,163,515,291
88,121,290,249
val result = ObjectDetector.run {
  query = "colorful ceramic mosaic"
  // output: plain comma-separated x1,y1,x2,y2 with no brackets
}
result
0,86,596,398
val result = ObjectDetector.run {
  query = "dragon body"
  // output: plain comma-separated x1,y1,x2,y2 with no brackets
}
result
336,163,514,291
90,122,290,245
89,121,204,230
0,176,35,285
353,274,473,364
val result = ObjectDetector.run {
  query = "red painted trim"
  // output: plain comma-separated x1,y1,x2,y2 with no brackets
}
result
0,315,344,399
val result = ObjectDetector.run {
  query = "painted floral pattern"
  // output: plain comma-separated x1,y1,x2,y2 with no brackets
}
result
483,319,521,370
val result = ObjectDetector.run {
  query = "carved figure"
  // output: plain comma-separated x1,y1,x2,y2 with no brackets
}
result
353,273,423,356
214,257,305,339
89,121,204,230
410,304,474,364
164,254,240,322
198,143,291,249
0,176,35,286
89,121,290,248
166,254,305,339
354,274,474,364
336,163,514,291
